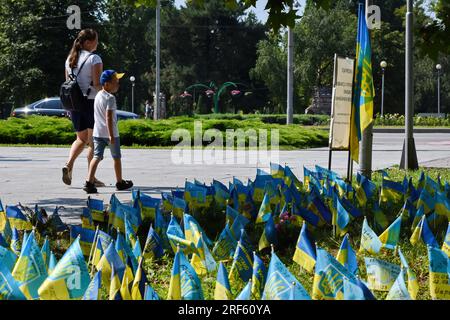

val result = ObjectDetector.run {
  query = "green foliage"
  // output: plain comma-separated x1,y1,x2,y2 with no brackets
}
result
0,115,329,149
374,113,450,127
0,116,75,144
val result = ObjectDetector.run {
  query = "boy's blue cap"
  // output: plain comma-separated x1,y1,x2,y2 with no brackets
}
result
100,70,125,85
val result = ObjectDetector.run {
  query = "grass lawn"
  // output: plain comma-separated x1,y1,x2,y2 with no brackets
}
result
24,166,449,300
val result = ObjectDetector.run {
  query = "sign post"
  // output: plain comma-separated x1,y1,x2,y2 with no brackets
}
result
328,54,355,180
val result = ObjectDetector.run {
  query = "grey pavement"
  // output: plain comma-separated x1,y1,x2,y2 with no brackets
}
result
0,132,449,224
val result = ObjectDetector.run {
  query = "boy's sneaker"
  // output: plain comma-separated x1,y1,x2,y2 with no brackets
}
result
116,180,133,191
93,178,106,188
83,181,98,194
62,165,72,185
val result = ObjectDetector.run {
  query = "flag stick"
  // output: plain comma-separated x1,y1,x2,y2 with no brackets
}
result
90,227,101,276
88,225,99,270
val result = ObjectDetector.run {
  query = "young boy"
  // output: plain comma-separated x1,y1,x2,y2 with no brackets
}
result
83,70,133,194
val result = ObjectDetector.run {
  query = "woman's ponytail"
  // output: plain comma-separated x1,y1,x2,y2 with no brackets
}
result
68,29,98,69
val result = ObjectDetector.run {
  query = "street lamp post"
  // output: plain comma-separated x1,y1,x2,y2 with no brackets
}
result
380,61,387,117
400,0,418,170
436,64,442,115
130,76,136,114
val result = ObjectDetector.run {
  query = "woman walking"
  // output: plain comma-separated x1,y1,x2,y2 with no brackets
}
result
62,29,104,187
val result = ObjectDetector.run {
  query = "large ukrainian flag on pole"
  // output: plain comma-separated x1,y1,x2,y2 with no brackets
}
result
350,3,375,163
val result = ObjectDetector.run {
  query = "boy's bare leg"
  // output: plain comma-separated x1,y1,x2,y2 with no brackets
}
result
113,158,123,183
87,158,102,183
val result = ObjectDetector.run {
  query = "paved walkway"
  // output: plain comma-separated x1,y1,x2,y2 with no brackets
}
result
0,132,449,224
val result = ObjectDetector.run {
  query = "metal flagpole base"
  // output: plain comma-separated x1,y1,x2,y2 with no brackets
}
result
399,138,419,170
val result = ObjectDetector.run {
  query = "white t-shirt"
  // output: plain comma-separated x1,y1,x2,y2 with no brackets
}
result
93,90,119,138
65,50,102,100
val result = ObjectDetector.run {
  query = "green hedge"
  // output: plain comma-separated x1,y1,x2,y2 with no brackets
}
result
0,115,329,149
374,113,450,126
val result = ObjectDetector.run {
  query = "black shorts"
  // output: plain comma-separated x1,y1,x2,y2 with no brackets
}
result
70,99,95,132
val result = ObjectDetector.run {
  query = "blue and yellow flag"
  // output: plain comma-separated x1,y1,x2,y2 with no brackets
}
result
258,213,278,251
115,232,138,273
359,218,382,254
435,190,450,219
191,233,217,276
179,249,204,300
343,277,366,300
292,204,320,227
225,205,239,226
0,208,12,244
92,230,113,266
132,190,161,221
263,251,310,300
11,231,47,300
410,215,439,248
230,213,250,241
235,279,252,300
373,200,389,233
144,283,160,300
284,165,302,190
212,222,237,262
256,193,272,224
378,215,402,250
443,223,450,257
154,210,171,251
355,173,377,206
70,225,95,258
385,269,411,300
109,265,122,300
229,239,253,284
133,238,142,260
41,237,50,271
120,261,134,300
82,270,101,300
312,248,359,300
251,252,267,300
270,162,284,179
428,246,450,300
364,257,401,292
350,4,375,163
0,260,27,300
0,245,17,272
96,241,125,290
335,194,350,236
380,178,405,206
293,222,316,273
10,228,21,255
416,188,435,215
184,213,212,247
214,262,232,300
33,204,46,225
398,248,419,299
125,214,138,249
6,206,32,231
87,197,105,223
167,249,181,300
144,224,164,259
336,234,358,275
213,179,230,209
130,257,148,300
38,237,90,300
81,208,95,231
166,215,196,255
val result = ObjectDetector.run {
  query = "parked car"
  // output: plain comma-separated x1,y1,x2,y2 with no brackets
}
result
10,97,139,120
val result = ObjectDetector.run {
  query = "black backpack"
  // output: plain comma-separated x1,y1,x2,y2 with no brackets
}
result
60,53,94,112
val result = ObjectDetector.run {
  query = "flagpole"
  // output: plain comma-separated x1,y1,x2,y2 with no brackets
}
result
88,225,99,269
